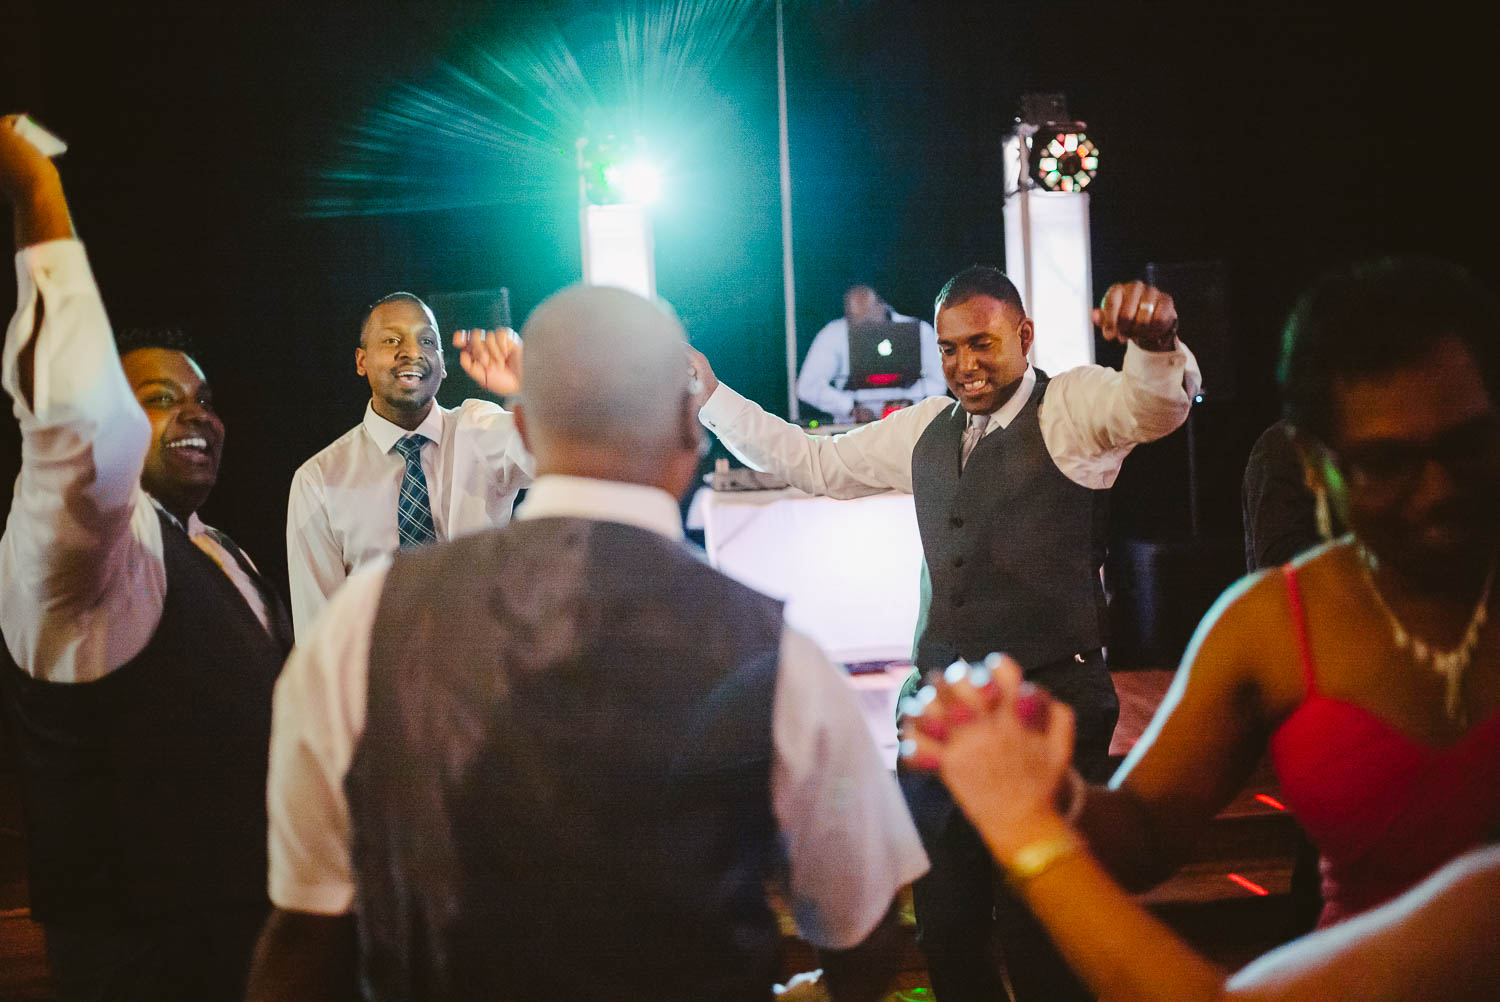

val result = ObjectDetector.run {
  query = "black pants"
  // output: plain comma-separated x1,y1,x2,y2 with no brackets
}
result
900,651,1118,1001
44,903,267,1002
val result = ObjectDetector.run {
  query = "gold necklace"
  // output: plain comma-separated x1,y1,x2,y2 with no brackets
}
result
1356,545,1496,727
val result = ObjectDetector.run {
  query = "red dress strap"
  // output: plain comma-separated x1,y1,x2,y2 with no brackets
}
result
1280,564,1319,696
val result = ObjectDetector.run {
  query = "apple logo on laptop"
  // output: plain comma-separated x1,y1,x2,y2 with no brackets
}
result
877,338,893,357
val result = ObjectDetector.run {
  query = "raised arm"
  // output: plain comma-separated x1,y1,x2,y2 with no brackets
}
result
1040,283,1200,488
451,326,536,492
453,325,522,398
1,115,73,253
687,343,940,498
0,115,158,681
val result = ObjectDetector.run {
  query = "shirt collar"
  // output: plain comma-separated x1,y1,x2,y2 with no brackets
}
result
516,475,684,541
975,364,1036,433
147,494,207,538
361,400,446,454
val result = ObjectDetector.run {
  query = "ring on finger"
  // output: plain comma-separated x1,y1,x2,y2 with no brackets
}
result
1137,300,1157,320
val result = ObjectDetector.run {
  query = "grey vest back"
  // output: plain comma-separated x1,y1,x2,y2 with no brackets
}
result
0,509,287,922
910,374,1108,670
346,517,786,1002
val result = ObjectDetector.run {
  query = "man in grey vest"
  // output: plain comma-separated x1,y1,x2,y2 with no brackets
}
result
247,284,928,1002
687,265,1198,1000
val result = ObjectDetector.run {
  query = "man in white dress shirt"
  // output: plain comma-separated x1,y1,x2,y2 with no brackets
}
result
0,116,290,1000
797,284,947,423
246,284,927,1002
285,291,535,635
688,264,1199,1000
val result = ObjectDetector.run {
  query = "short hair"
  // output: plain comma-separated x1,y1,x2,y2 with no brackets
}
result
934,265,1025,315
115,326,202,363
358,291,434,346
519,285,689,453
1279,256,1500,440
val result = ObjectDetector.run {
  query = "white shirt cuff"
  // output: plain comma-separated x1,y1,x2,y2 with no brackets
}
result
268,876,355,916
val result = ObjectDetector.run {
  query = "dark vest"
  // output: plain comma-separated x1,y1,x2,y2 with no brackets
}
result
0,509,289,922
910,374,1109,671
347,517,786,1002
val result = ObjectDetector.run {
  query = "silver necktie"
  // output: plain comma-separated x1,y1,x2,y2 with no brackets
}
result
960,414,988,469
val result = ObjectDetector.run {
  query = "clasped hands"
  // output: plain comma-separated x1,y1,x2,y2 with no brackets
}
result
900,653,1080,859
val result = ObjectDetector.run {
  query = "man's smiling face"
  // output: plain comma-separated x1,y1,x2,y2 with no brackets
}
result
121,347,225,521
935,294,1034,414
356,298,447,426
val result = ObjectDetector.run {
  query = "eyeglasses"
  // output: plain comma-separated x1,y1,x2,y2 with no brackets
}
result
1331,412,1500,504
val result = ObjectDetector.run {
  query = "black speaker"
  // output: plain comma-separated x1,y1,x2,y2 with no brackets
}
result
425,288,511,334
1107,537,1245,668
1144,260,1233,401
425,288,511,406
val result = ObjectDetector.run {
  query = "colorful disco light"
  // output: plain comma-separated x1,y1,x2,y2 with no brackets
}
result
1034,131,1100,193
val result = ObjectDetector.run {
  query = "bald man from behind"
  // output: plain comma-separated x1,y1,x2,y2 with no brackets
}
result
246,285,928,1002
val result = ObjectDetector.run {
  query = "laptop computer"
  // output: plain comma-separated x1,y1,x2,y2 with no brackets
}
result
845,318,923,391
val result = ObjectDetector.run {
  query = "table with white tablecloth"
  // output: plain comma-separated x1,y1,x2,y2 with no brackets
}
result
686,486,924,766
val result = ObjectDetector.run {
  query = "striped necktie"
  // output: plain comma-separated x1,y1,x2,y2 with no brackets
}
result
393,435,438,548
960,413,989,470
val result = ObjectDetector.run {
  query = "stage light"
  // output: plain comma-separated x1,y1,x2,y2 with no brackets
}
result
1004,136,1094,375
1033,130,1099,192
1003,94,1100,376
577,130,657,299
579,131,663,207
604,159,662,205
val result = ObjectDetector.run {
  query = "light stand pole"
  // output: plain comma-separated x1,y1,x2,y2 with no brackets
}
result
776,0,799,421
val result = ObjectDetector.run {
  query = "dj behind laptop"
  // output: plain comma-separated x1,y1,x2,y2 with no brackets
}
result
844,318,922,418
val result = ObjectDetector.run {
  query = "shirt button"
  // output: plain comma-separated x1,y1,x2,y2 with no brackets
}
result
950,516,963,528
952,556,965,568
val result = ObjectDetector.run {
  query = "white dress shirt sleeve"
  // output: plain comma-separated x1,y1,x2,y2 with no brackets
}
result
456,397,536,491
1039,341,1202,489
0,239,163,682
796,320,858,418
772,627,928,949
266,556,388,915
700,384,950,499
286,461,347,638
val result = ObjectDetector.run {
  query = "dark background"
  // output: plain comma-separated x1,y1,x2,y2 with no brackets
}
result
2,0,1495,615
